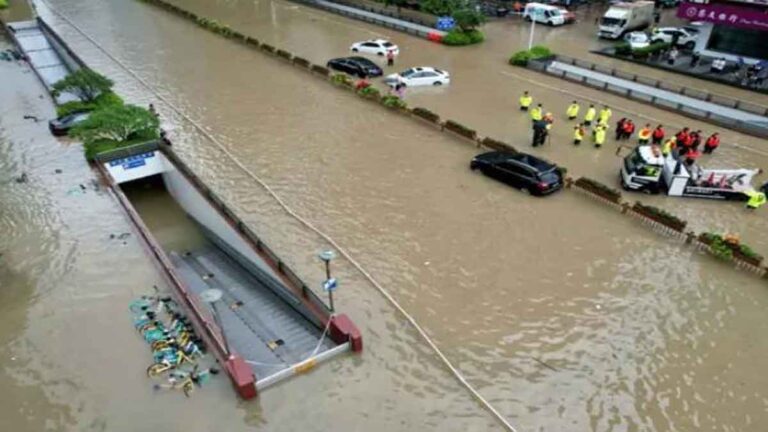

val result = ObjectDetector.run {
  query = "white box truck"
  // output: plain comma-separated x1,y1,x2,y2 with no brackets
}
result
598,1,655,39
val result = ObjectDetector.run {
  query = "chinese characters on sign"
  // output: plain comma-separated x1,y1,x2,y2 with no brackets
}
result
677,2,768,31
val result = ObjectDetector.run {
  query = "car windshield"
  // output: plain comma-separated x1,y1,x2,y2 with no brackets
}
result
538,171,560,183
601,17,622,26
629,34,646,43
549,9,561,16
434,69,445,75
625,150,661,176
401,69,417,78
383,42,394,47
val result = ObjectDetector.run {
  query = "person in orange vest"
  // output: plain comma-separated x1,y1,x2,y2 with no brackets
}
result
703,132,720,154
638,124,652,145
651,124,665,145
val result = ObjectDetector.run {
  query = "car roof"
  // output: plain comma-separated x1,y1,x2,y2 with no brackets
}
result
404,66,443,74
508,153,556,171
365,39,391,44
347,56,378,65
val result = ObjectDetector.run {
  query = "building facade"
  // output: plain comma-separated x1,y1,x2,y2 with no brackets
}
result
677,0,768,62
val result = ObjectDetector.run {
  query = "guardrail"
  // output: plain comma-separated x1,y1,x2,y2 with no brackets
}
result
527,56,768,139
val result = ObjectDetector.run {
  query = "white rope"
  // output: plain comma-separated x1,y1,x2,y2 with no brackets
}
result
41,3,518,430
310,313,334,357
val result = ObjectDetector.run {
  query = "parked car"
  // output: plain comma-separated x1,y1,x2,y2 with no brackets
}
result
469,151,563,196
558,7,576,23
326,56,383,78
624,31,651,50
350,39,399,57
49,111,90,136
651,27,697,49
683,21,705,36
523,3,567,26
384,66,450,87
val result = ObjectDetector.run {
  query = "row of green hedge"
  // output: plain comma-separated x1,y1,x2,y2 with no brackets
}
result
699,233,764,266
444,120,477,140
632,201,687,232
441,29,485,46
0,0,9,10
509,45,553,66
574,177,622,203
56,91,124,117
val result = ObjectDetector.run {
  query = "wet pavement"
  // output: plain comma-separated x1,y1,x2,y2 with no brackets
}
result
2,0,768,431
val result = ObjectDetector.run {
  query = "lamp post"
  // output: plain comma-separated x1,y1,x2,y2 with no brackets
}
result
528,12,537,50
318,250,337,312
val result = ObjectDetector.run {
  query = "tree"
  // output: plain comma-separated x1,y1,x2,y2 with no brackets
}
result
71,104,159,145
52,69,114,103
452,9,485,32
419,0,466,16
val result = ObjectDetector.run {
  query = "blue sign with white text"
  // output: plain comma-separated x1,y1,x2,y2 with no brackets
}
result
109,152,155,170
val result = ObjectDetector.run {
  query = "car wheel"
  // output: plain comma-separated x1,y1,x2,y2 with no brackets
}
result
433,81,443,86
352,48,358,52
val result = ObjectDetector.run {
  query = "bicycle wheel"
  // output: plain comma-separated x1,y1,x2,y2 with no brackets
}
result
147,363,168,377
182,381,195,397
129,299,152,314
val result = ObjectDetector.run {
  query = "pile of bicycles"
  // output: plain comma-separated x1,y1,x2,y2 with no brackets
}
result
130,288,219,397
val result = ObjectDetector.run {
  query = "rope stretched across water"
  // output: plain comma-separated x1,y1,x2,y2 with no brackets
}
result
40,3,518,430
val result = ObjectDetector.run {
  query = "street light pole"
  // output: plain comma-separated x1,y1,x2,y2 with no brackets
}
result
528,15,536,50
318,250,337,313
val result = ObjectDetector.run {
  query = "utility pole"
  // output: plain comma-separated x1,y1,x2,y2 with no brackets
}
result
318,250,337,313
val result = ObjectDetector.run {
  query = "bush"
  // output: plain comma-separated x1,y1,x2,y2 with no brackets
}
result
442,29,485,46
632,202,687,231
357,86,381,100
444,120,477,140
276,49,293,60
0,0,8,9
293,56,311,68
509,45,552,66
420,0,465,16
244,36,260,47
56,91,124,117
631,42,670,59
614,42,631,56
452,9,485,32
381,95,407,110
311,64,330,76
331,73,354,87
481,137,516,153
260,44,276,54
412,107,441,124
509,50,532,66
574,177,622,203
698,232,763,265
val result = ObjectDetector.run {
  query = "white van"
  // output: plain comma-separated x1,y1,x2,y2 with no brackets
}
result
523,3,567,26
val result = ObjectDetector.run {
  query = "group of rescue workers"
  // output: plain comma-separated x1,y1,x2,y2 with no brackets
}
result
518,91,766,210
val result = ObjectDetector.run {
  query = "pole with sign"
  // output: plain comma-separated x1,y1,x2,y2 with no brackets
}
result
318,250,337,312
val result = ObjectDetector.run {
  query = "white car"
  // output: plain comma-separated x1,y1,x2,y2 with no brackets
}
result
624,32,650,50
385,67,450,87
651,27,697,49
350,39,399,57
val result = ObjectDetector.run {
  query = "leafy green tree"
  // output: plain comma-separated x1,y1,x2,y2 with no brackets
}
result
452,8,485,32
71,104,159,145
419,0,466,16
52,69,114,103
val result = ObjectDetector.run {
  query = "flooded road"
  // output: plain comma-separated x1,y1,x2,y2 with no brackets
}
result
3,0,768,430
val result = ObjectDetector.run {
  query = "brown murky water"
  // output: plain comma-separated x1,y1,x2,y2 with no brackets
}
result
3,0,768,431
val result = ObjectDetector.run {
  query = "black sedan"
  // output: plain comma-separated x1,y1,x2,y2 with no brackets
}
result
470,151,563,196
326,56,383,78
49,111,90,136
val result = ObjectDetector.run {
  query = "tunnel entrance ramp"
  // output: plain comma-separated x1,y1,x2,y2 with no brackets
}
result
170,244,337,382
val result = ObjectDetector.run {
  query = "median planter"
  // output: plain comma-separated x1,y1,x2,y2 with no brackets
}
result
331,73,354,89
357,86,381,101
444,120,477,141
411,107,440,124
260,44,276,54
631,202,687,232
699,233,763,266
481,137,516,153
574,177,622,203
380,95,407,111
293,56,311,68
311,64,330,77
244,36,260,47
276,49,293,61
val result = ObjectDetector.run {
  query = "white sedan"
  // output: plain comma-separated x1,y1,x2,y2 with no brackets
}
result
350,39,400,57
385,67,450,87
624,32,650,50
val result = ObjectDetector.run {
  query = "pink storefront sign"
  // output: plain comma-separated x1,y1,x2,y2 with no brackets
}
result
677,2,768,31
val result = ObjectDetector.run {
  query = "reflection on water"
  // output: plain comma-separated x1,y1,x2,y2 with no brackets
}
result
2,1,767,431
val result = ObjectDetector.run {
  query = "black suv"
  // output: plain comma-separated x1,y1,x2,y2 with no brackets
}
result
470,151,563,196
326,56,383,78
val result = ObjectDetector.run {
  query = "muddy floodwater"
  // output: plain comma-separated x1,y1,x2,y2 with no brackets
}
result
2,0,768,431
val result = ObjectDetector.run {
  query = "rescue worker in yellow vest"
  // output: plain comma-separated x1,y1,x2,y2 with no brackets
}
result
573,124,585,145
638,123,652,145
519,91,533,111
583,104,596,126
746,190,767,210
661,137,676,156
594,124,607,148
566,101,580,121
598,106,612,125
530,104,543,122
